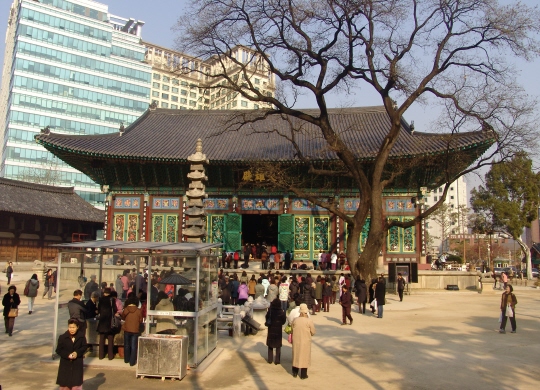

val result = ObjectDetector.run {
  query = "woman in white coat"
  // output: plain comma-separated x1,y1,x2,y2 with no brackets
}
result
291,303,316,379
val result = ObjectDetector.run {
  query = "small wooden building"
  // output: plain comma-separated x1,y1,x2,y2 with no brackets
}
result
0,178,104,262
36,106,494,265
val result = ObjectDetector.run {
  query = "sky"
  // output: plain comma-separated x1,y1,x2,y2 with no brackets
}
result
0,0,539,193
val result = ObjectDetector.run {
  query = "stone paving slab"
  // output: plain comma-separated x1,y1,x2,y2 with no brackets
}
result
1,276,539,389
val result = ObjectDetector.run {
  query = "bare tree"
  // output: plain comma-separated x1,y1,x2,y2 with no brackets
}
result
429,203,458,253
177,0,540,279
16,158,62,185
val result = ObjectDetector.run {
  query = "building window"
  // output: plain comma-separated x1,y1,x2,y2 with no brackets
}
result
161,102,168,108
171,104,178,109
439,188,443,193
450,187,454,191
162,93,169,100
180,98,187,104
172,79,179,85
190,92,196,98
152,82,160,88
241,101,248,107
153,74,160,80
163,76,170,82
162,85,170,91
450,196,454,200
254,104,259,109
181,89,188,96
189,100,196,106
434,196,438,202
171,96,178,102
255,78,260,84
232,100,237,107
226,103,231,109
181,81,188,87
172,87,179,93
152,91,159,97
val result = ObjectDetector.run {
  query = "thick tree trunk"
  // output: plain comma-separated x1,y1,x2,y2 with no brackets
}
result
515,237,532,280
355,190,386,282
346,223,362,278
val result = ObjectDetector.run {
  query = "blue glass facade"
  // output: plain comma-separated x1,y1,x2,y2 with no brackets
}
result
0,0,151,206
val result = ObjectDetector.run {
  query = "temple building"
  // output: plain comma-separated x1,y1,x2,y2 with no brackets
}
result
0,177,103,262
35,106,494,266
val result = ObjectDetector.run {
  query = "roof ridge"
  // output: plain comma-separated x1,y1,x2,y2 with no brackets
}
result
0,177,75,194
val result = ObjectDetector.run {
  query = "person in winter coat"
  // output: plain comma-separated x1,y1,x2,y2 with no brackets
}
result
291,303,316,379
83,275,99,301
255,279,265,300
85,291,99,320
301,281,315,315
237,281,249,306
121,296,143,366
67,290,87,336
5,262,14,285
261,251,269,270
248,275,257,298
322,278,332,312
331,276,339,304
499,285,518,333
24,273,40,314
397,273,407,302
355,279,367,314
3,285,20,336
230,276,240,305
278,277,290,312
375,277,386,318
266,279,279,303
56,319,88,390
339,285,353,325
314,276,323,312
43,269,55,300
266,298,287,364
221,277,232,305
154,291,176,334
368,278,377,314
97,288,118,360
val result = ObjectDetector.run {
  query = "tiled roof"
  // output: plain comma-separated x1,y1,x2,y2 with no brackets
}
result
0,178,104,223
35,106,495,163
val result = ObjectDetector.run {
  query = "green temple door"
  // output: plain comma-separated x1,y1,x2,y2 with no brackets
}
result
278,214,294,252
224,213,242,252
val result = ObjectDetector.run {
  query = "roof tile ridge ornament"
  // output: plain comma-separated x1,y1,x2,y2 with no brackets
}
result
184,139,208,243
119,123,125,136
41,125,51,136
149,101,158,110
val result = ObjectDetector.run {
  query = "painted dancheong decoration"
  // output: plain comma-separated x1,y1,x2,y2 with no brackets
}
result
183,139,208,242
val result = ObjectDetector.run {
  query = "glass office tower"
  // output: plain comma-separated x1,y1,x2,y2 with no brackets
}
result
0,0,151,206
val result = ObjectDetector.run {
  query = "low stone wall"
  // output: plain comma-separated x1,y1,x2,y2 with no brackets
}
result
413,271,478,290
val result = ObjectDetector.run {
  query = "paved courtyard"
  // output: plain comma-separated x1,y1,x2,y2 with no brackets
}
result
1,271,539,389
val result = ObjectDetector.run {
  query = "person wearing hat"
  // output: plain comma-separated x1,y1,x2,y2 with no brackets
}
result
291,303,316,379
84,275,99,300
266,298,286,365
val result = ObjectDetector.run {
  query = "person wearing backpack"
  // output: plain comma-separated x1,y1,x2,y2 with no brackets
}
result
24,273,40,314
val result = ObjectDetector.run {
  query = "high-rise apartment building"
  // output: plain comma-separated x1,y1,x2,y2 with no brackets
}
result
143,42,275,111
0,0,151,206
425,176,468,254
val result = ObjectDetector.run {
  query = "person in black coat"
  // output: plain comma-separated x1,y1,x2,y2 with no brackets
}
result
266,298,286,365
355,279,368,314
97,288,118,360
375,276,386,318
368,278,377,314
397,273,407,302
56,319,87,389
3,285,21,336
301,281,315,315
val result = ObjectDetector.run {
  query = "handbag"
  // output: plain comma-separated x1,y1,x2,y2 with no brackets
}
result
24,281,30,296
265,310,272,327
8,308,18,317
284,323,292,334
505,305,514,318
370,298,377,307
288,333,293,343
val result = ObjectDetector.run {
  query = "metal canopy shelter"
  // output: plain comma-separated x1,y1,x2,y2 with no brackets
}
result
51,240,222,367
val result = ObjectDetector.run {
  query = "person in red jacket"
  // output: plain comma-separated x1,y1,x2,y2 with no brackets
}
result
339,285,353,326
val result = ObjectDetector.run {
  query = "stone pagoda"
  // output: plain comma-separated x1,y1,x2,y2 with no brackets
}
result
183,139,208,242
